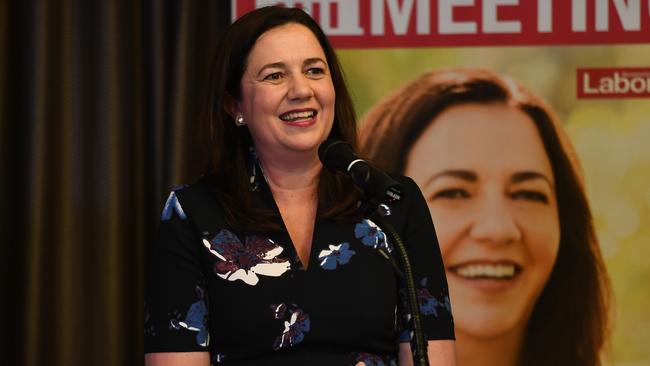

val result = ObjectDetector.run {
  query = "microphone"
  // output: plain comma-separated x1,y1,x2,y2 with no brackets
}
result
318,139,403,204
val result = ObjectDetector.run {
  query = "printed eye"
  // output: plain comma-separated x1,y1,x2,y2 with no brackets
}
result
263,72,283,81
431,189,470,200
511,190,549,203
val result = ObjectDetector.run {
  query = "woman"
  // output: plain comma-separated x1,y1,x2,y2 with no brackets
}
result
144,7,456,366
360,68,610,366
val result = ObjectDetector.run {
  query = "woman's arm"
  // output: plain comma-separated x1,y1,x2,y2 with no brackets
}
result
398,340,457,366
145,352,210,366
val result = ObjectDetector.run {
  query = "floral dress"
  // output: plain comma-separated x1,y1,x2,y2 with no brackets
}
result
144,170,454,365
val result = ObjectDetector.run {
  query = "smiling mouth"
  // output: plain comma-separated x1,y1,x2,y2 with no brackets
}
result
449,263,521,280
279,110,317,122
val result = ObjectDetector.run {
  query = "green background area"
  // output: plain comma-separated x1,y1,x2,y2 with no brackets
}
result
339,45,650,366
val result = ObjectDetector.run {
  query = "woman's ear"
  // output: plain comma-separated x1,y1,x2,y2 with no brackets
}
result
224,93,241,120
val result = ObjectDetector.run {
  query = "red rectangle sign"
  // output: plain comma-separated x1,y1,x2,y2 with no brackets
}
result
232,0,650,48
577,68,650,99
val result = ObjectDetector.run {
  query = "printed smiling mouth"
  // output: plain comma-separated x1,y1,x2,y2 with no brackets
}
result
449,263,521,280
279,110,317,122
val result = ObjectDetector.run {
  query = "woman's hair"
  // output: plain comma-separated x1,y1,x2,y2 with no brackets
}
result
360,68,611,366
200,6,361,231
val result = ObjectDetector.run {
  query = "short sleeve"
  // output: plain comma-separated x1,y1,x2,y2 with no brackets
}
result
397,177,455,342
144,190,211,353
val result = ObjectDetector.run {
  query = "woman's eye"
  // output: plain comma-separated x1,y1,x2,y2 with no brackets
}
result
306,67,325,77
263,72,283,81
511,190,549,203
431,189,470,200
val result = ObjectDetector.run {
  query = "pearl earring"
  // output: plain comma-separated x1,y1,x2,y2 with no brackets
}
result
235,114,246,126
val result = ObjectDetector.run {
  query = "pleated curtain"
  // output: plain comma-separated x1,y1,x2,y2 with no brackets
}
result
1,1,230,365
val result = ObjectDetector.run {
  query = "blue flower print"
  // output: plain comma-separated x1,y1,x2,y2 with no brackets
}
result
273,307,310,350
171,285,209,347
354,219,392,252
161,190,187,221
179,303,209,346
202,229,291,286
318,242,356,270
350,352,398,366
417,277,451,317
418,288,440,317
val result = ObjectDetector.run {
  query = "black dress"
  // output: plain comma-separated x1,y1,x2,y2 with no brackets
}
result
145,170,454,366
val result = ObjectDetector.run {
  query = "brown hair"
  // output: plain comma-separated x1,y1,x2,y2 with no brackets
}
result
200,6,361,232
361,68,611,366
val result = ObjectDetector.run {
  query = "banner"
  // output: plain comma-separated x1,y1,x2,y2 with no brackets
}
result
233,0,650,47
234,1,650,364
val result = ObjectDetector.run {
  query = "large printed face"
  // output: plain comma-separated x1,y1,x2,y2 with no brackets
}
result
234,23,336,162
405,103,560,341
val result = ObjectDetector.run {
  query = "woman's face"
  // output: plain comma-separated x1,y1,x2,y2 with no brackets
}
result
235,23,336,161
405,103,560,340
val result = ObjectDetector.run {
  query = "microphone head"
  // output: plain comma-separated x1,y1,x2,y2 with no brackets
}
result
318,139,357,172
319,139,403,205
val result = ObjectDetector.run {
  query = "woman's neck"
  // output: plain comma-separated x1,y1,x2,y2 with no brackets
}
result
455,327,525,366
257,150,322,194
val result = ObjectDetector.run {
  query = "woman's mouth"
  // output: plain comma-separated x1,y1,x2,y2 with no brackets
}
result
449,262,521,280
279,109,317,124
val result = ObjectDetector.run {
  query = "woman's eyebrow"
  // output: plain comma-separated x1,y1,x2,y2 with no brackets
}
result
510,171,555,190
303,57,326,67
424,169,477,188
256,62,285,77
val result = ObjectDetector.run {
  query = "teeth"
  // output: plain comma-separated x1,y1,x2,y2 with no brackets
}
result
280,110,315,121
455,264,516,279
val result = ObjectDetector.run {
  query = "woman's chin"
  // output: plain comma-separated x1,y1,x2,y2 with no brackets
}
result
281,136,328,154
452,303,528,341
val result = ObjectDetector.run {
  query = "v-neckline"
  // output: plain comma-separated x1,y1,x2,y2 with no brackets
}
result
260,181,319,271
289,214,318,271
277,201,319,271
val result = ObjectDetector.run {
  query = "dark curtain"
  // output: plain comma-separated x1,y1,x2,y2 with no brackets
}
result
2,1,231,365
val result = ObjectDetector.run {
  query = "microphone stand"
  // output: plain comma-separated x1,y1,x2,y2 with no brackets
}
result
361,199,430,366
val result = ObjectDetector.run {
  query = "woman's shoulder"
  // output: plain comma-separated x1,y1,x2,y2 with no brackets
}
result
163,175,226,226
385,173,421,202
365,172,422,222
176,174,225,195
389,173,417,187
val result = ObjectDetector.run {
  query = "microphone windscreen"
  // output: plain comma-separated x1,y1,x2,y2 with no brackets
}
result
318,139,357,172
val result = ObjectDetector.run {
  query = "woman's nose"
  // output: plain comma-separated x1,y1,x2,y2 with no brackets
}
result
287,75,313,100
469,197,522,245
